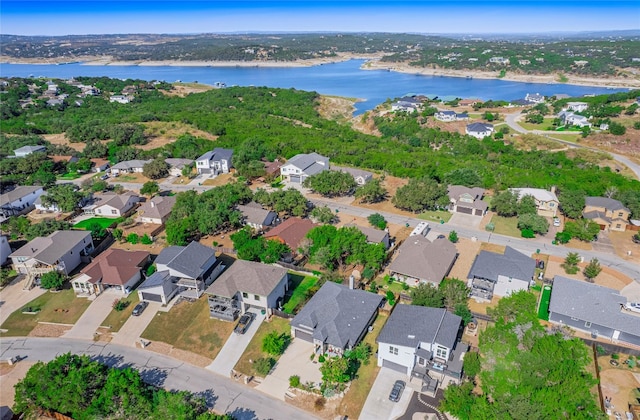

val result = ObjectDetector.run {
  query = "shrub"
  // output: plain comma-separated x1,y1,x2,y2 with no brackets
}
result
402,282,410,290
127,233,139,244
318,355,326,363
596,345,606,355
611,353,619,360
362,267,375,280
368,281,378,293
521,228,535,238
140,234,152,245
386,291,396,306
485,222,495,232
39,271,66,290
146,264,156,276
262,331,290,356
254,357,275,376
112,299,129,312
367,213,387,230
628,358,636,368
448,230,458,243
314,397,326,411
289,375,301,388
112,228,123,241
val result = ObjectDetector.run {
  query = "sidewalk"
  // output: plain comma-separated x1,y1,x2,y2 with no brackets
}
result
63,292,114,340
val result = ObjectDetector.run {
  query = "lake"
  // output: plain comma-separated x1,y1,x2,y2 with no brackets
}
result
0,60,628,114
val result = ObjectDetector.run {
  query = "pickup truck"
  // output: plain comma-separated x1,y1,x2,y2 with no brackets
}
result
234,312,255,334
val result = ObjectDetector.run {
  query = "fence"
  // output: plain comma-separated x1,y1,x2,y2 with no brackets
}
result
272,309,295,319
90,233,114,258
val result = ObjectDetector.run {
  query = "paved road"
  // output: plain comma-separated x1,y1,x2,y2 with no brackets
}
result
0,337,317,420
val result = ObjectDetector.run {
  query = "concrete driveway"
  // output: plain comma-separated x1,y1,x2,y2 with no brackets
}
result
63,292,114,340
257,339,322,400
449,212,482,229
360,367,415,420
110,301,161,347
206,309,265,376
0,277,47,326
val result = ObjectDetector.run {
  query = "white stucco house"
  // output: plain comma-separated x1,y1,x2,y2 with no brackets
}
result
280,152,329,184
0,186,44,221
465,122,494,139
195,148,233,175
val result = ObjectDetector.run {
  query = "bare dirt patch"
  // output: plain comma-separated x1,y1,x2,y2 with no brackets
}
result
598,355,640,417
28,322,71,337
286,390,342,420
609,230,640,264
163,83,214,97
201,173,235,186
545,255,633,290
143,341,212,368
140,121,218,150
581,123,640,162
316,95,357,123
448,237,482,280
42,133,86,152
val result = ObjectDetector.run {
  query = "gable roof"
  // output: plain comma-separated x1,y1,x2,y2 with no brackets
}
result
509,187,558,203
0,186,43,204
137,270,180,294
468,246,535,282
205,260,287,298
377,304,462,351
10,230,92,265
549,276,640,337
584,197,629,212
284,153,329,176
156,241,216,279
264,217,316,250
111,159,152,170
14,145,46,154
93,192,139,212
466,122,493,133
345,224,388,244
81,248,149,286
291,282,383,350
389,236,457,284
331,165,373,181
196,148,233,163
164,158,194,169
137,195,176,221
237,203,277,227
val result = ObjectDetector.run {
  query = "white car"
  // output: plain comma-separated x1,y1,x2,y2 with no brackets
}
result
553,218,561,227
623,302,640,314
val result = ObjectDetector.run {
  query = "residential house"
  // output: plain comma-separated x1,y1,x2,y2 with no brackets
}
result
87,192,139,218
434,110,469,122
331,165,373,186
195,148,234,175
291,281,383,356
205,260,289,321
264,217,316,254
46,98,64,107
583,197,631,232
458,99,481,107
280,152,329,184
558,111,591,128
90,158,110,173
465,122,494,139
110,159,151,175
35,191,90,213
376,305,465,391
165,158,194,177
72,249,149,296
525,93,545,104
388,236,458,287
109,95,132,104
346,224,390,249
509,187,559,217
138,241,225,302
391,97,422,113
518,59,531,65
263,160,283,178
467,246,535,301
0,186,44,220
566,101,589,112
137,195,177,225
548,276,640,347
0,235,11,266
13,145,46,157
447,185,488,216
489,57,509,64
10,230,94,276
237,202,277,231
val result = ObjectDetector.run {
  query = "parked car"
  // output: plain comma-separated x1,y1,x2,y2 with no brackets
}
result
132,301,148,316
389,380,405,402
100,174,109,180
553,218,561,227
538,260,545,269
234,312,255,334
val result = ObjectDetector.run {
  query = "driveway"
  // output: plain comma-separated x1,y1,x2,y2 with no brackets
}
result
109,301,162,347
63,292,114,340
256,339,322,400
206,309,265,377
0,277,47,326
449,212,482,229
360,367,414,420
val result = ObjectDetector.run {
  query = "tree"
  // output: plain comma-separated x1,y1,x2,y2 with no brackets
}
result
142,158,170,179
181,162,195,178
448,230,458,243
454,303,473,325
583,258,602,281
608,121,626,135
86,221,107,240
127,233,139,244
254,357,275,376
563,219,600,242
303,170,356,197
41,184,86,212
517,194,537,215
562,252,581,274
367,213,387,230
320,357,351,386
393,177,449,213
517,213,549,235
491,190,519,217
262,331,290,355
354,178,387,203
444,168,482,187
91,179,109,192
311,205,337,224
462,351,481,378
140,181,160,196
525,113,544,124
236,160,266,179
439,278,470,310
559,189,586,219
112,228,123,241
410,283,445,308
39,271,66,290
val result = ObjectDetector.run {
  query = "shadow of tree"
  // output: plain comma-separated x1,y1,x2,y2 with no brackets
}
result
228,407,258,420
139,367,169,387
194,389,218,408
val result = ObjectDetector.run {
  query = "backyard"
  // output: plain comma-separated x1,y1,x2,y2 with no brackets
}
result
74,217,118,229
234,316,291,377
100,293,140,332
141,296,235,360
537,285,552,321
282,273,318,314
0,288,91,337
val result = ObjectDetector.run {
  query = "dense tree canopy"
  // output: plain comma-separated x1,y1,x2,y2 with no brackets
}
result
392,177,449,212
303,170,356,197
305,225,386,271
41,184,87,212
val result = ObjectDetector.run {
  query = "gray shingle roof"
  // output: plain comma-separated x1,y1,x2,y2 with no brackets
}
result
111,159,152,170
584,197,629,212
137,195,176,221
291,282,383,350
389,237,457,284
205,260,287,298
10,230,92,265
237,203,277,227
285,153,329,175
1,186,43,204
196,148,234,165
155,246,183,265
331,165,373,182
14,145,46,154
549,276,640,336
345,224,388,244
157,242,216,279
467,246,535,282
137,270,178,290
377,304,462,350
466,122,493,133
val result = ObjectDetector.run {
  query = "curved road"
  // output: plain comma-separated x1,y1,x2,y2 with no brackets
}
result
504,111,640,180
0,337,317,420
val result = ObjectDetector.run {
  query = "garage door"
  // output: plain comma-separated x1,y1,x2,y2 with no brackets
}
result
140,292,163,303
294,328,313,342
382,359,408,374
474,209,484,216
457,206,473,214
290,175,301,183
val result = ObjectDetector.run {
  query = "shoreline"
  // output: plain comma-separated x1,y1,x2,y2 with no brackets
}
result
2,54,639,89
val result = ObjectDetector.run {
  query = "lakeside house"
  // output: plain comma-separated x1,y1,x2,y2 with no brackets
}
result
465,122,494,139
280,152,329,184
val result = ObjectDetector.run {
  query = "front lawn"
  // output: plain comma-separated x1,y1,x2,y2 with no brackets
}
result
58,172,82,180
100,293,140,332
0,288,91,336
234,316,291,377
417,210,452,223
338,313,389,419
490,215,520,238
282,273,318,314
141,296,234,360
74,217,117,229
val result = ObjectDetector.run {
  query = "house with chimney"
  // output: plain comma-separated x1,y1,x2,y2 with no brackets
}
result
388,236,457,287
137,195,177,225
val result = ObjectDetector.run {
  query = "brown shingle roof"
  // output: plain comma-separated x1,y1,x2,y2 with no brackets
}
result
81,248,149,286
389,236,457,285
264,217,316,250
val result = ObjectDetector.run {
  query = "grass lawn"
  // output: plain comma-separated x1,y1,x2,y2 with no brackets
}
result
490,215,520,238
1,268,19,288
518,118,556,131
417,210,452,223
74,217,117,229
380,280,408,295
338,313,389,419
100,293,140,332
234,317,291,377
282,273,318,314
0,288,91,337
537,285,552,321
141,296,234,360
58,172,82,180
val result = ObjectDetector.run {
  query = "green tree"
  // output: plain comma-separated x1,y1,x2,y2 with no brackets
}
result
262,331,290,355
311,205,337,224
140,181,160,196
491,190,519,217
354,178,387,203
517,213,549,234
526,113,544,124
86,221,107,240
410,283,445,308
445,168,482,187
112,228,123,241
609,121,626,135
320,357,351,386
367,213,387,230
39,271,66,290
127,233,139,244
559,189,586,219
91,179,109,192
303,170,356,197
462,351,481,378
448,230,458,243
517,194,538,215
41,184,86,212
564,219,600,242
583,258,602,281
454,303,473,326
439,278,470,311
142,158,170,179
562,252,581,274
393,177,449,213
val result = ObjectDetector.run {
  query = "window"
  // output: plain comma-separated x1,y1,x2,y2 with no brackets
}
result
549,202,555,207
618,212,623,217
585,321,592,328
389,346,398,355
254,294,260,301
111,210,117,215
615,224,621,229
242,292,248,298
418,357,426,366
435,346,447,359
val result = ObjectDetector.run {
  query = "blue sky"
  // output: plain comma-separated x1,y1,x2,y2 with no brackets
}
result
2,1,638,36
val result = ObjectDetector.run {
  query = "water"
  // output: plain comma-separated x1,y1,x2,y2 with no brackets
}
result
0,60,629,115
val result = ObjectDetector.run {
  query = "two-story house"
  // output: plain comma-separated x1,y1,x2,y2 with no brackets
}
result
280,152,329,184
509,187,559,217
389,236,458,287
88,192,139,218
583,197,631,232
467,246,535,301
195,148,234,175
0,186,44,221
465,122,494,139
447,185,487,216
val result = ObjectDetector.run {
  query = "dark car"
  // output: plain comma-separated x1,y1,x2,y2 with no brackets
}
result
132,301,148,316
389,380,405,402
538,260,545,269
234,312,255,334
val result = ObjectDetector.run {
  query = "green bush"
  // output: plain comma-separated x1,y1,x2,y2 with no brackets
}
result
611,353,619,360
628,358,636,368
318,355,326,363
146,265,157,276
39,271,66,290
254,357,275,376
262,331,290,356
368,281,378,293
362,267,375,280
386,291,396,306
126,233,139,244
521,228,535,238
289,375,301,388
112,299,129,312
140,234,152,245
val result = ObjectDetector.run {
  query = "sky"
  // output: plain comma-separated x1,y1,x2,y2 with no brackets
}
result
1,1,638,36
